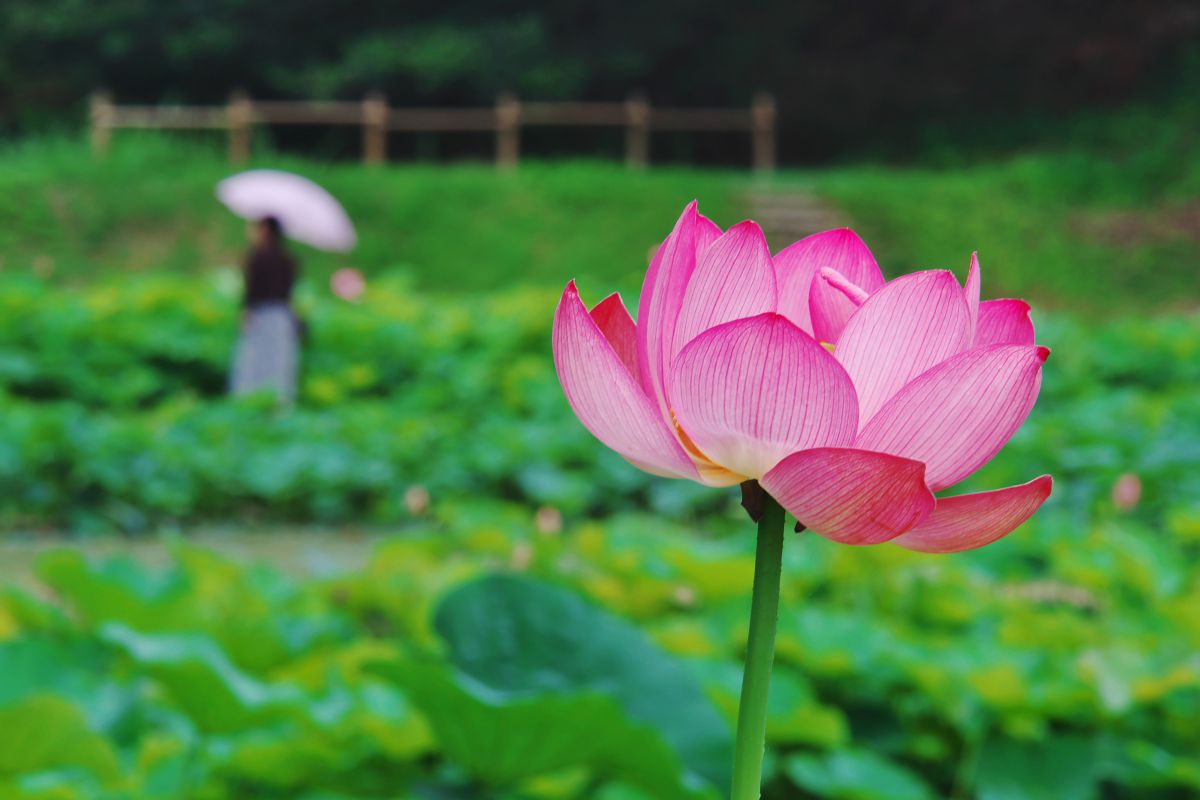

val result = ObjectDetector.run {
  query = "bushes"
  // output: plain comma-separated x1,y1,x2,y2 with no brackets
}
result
0,251,1197,798
0,275,665,530
2,496,1199,798
1,274,1198,532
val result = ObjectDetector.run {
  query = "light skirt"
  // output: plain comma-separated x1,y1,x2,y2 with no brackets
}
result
230,302,298,402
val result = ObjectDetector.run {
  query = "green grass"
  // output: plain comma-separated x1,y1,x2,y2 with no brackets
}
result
0,135,747,301
2,101,1199,799
3,101,1200,312
809,155,1200,312
809,90,1200,311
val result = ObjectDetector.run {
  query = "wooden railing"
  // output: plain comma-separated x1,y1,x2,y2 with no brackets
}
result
89,90,776,171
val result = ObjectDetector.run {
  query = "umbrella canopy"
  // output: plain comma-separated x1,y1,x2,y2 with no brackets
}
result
216,169,357,252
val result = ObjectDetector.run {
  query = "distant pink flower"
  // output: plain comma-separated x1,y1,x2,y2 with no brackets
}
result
534,506,564,535
331,267,366,301
553,203,1052,552
404,484,430,516
1111,473,1142,511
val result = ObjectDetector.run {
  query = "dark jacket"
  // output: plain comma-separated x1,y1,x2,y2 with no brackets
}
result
242,246,298,309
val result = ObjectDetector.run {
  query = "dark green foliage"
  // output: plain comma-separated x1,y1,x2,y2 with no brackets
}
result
0,274,1197,533
2,1,1198,160
1,486,1198,797
436,575,733,790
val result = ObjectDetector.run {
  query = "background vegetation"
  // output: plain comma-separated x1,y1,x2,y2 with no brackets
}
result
1,13,1198,796
6,90,1200,310
3,1,1199,161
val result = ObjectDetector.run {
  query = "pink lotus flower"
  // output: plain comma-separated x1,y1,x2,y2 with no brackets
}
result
552,203,1052,552
331,267,366,302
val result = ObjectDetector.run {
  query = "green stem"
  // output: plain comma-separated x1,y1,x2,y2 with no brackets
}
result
730,493,786,800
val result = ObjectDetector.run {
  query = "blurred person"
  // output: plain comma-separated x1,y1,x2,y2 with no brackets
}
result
230,215,299,402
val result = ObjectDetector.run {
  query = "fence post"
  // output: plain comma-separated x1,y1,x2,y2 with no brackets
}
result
227,89,253,165
363,91,388,166
752,92,776,174
495,92,520,169
625,92,650,168
89,90,114,156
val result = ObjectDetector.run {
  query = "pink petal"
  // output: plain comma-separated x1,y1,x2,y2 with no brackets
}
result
836,270,973,425
965,252,981,342
671,220,776,357
855,344,1048,491
760,448,935,544
891,475,1053,553
806,229,885,343
975,299,1036,346
554,281,699,480
669,314,858,480
819,268,870,306
636,202,723,425
589,293,638,379
774,228,881,337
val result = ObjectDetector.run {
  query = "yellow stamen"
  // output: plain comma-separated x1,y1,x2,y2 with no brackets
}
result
673,412,748,486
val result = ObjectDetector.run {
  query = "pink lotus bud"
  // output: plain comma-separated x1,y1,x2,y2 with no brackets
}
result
403,485,430,516
673,585,698,607
331,267,366,302
1111,472,1142,511
510,541,534,570
534,506,563,536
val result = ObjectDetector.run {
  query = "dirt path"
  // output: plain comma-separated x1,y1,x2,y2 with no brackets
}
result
744,185,846,246
0,529,385,590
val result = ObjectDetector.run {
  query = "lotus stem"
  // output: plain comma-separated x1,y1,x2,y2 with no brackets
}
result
730,491,785,800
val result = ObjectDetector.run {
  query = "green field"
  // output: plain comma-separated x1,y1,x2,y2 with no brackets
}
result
1,120,1199,798
0,137,743,300
4,119,1200,309
1,271,1197,797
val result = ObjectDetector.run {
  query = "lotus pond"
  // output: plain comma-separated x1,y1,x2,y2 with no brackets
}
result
0,274,1198,798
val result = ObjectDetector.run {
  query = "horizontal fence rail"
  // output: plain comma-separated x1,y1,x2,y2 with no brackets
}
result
88,90,776,171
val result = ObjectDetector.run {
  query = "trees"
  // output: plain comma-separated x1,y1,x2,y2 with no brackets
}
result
3,0,1197,161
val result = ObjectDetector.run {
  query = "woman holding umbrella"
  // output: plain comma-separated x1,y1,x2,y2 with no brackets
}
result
231,215,300,401
217,169,358,403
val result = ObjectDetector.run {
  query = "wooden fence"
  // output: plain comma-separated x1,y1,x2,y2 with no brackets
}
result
89,90,776,171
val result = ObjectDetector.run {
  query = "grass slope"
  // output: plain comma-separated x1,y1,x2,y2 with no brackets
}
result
0,135,746,301
810,92,1200,311
2,108,1200,311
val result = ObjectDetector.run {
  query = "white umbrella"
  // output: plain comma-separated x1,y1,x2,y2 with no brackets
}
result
216,169,357,252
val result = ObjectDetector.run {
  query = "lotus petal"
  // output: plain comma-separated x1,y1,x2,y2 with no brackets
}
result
975,299,1036,346
836,270,973,425
554,281,699,480
672,220,777,357
775,228,882,341
670,314,857,480
965,252,981,341
636,202,722,424
855,344,1048,490
761,448,935,544
590,293,638,379
892,475,1053,553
